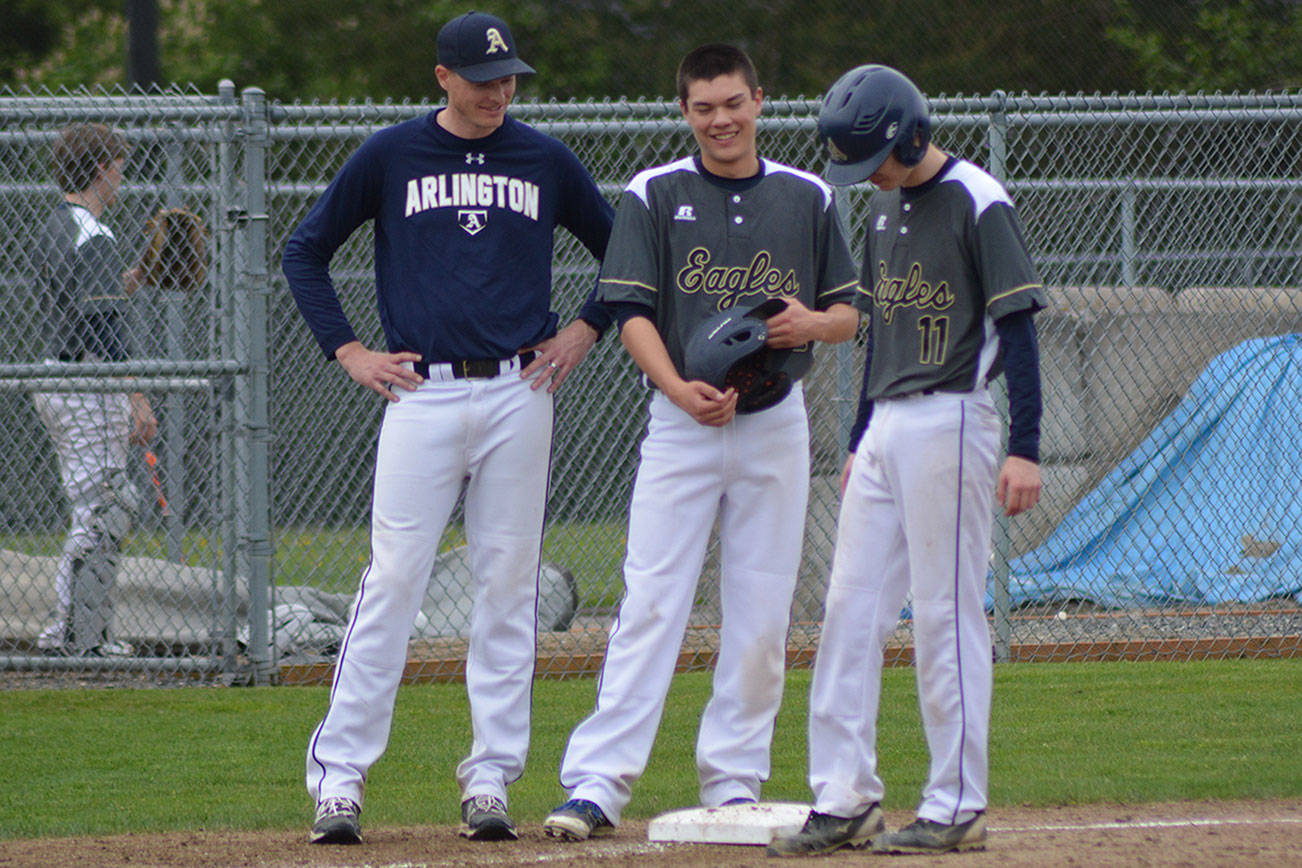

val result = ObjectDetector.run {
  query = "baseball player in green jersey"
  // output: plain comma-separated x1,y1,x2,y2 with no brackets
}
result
543,44,861,841
769,65,1045,857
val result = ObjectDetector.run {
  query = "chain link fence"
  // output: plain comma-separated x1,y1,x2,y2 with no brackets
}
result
1,84,1299,687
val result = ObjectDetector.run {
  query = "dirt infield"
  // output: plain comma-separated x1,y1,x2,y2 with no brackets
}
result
4,800,1298,868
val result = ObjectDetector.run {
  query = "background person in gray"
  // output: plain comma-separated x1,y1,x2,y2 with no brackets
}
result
32,123,157,657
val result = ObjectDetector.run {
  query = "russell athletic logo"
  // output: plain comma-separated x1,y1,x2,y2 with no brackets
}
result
485,28,509,54
674,204,696,221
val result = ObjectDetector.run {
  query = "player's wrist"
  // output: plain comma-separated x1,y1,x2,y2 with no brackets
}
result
576,315,605,341
332,340,366,362
661,376,694,404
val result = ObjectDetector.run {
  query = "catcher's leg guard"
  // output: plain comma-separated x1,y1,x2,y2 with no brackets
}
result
67,474,136,652
67,534,120,652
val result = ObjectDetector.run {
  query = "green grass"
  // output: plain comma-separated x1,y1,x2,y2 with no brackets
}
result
1,521,629,606
0,659,1298,839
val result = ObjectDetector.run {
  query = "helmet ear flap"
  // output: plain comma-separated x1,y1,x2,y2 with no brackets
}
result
893,114,931,167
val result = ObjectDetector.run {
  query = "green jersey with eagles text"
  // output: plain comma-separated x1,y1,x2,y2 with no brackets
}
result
597,155,859,381
858,157,1044,399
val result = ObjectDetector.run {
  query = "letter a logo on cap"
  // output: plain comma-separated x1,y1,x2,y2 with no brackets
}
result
485,27,509,54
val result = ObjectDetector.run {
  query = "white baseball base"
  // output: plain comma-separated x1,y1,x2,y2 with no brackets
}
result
646,801,811,845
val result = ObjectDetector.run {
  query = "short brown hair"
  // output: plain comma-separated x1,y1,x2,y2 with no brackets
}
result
676,43,759,104
53,123,128,194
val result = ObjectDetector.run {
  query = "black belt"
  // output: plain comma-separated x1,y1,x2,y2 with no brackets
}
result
415,351,535,380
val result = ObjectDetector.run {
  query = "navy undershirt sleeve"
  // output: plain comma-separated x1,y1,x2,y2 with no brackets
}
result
611,301,656,329
994,308,1042,462
847,326,874,453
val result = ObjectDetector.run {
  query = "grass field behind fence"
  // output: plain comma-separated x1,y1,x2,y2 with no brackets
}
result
1,658,1299,840
3,522,629,608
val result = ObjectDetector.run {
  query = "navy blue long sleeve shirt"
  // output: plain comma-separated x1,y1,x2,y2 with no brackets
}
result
283,111,614,362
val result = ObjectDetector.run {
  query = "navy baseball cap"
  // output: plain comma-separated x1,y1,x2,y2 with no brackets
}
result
437,11,535,82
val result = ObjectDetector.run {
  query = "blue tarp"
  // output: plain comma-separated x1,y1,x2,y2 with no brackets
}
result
999,334,1302,609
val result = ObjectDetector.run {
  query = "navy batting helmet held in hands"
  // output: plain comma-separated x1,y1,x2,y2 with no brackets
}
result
817,64,931,186
683,297,792,414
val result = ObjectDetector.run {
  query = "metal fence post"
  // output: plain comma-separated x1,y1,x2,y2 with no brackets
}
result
237,87,274,684
215,79,240,676
161,128,186,562
988,91,1013,663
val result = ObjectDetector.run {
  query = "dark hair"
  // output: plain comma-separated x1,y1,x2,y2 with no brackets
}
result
676,43,759,104
53,123,127,194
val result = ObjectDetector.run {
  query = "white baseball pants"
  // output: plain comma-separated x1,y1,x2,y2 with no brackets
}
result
559,385,809,824
307,371,552,808
32,389,132,648
807,388,1000,825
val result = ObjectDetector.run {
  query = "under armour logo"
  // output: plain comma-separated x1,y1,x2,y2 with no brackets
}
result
485,28,509,54
466,152,485,165
674,204,696,221
458,209,488,235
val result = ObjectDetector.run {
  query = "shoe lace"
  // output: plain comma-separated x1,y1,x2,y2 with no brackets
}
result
805,811,840,833
467,794,506,814
318,796,357,819
559,799,605,823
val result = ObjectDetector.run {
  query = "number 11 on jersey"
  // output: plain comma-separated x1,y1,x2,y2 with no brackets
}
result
916,315,949,365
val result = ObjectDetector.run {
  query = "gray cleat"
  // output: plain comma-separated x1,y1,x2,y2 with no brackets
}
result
459,794,518,841
310,796,361,844
766,802,884,857
872,812,987,854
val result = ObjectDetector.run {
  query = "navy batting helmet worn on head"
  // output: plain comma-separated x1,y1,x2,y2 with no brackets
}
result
683,297,792,414
817,64,931,186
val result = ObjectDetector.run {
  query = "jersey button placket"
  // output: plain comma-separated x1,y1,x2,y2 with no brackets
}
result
894,201,912,257
728,194,750,238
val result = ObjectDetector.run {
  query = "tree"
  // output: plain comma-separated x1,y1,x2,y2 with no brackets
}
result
1107,0,1302,91
3,1,1299,99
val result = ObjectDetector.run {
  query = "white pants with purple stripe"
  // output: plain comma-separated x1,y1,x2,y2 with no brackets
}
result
808,388,1000,825
558,385,809,824
306,371,552,809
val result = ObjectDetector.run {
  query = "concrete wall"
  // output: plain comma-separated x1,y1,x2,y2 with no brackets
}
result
1006,285,1302,557
782,285,1302,622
